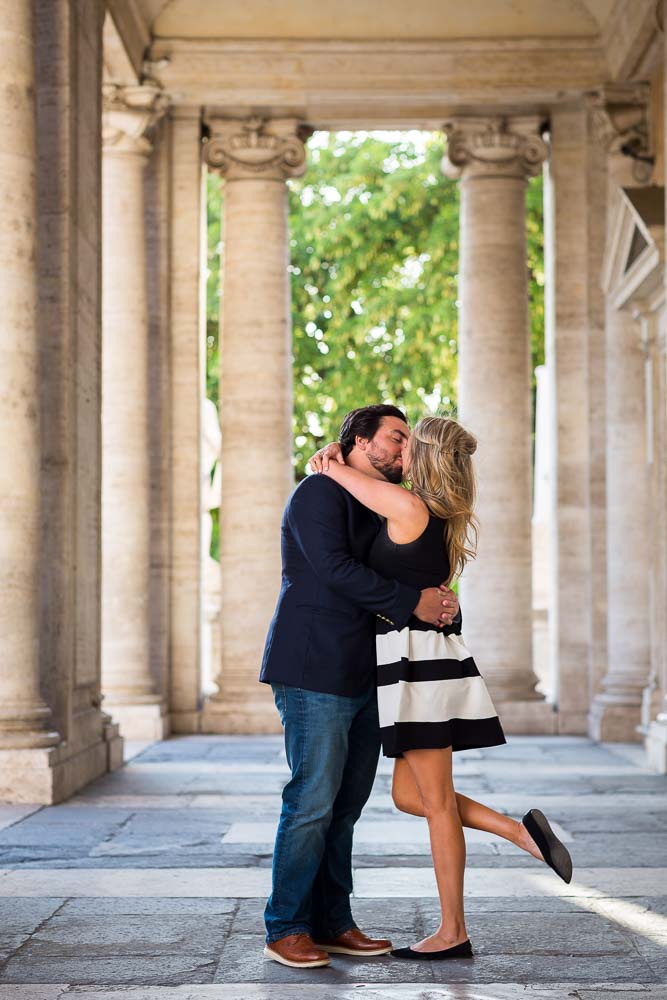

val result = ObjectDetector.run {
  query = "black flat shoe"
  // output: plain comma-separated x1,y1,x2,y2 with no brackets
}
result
391,939,473,960
523,808,573,884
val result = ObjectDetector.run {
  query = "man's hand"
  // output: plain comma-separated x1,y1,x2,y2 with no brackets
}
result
414,585,459,627
439,585,459,623
308,441,345,474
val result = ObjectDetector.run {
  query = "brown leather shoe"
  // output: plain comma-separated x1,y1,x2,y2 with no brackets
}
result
315,927,392,956
263,933,331,968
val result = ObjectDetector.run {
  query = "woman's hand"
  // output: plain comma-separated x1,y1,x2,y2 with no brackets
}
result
308,441,345,474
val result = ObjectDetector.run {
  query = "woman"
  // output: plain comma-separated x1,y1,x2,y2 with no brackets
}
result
311,416,572,960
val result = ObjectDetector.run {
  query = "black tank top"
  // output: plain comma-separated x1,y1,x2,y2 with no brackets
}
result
368,513,451,591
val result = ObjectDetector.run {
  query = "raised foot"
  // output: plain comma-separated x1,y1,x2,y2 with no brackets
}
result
518,819,545,861
522,808,573,884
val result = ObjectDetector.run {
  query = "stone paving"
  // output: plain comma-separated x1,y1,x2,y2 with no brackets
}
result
0,734,666,999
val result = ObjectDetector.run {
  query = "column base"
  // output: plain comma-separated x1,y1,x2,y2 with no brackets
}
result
0,722,123,805
557,710,589,735
496,699,558,735
104,701,170,741
588,698,642,742
201,690,282,735
170,710,202,734
102,716,125,771
645,719,667,773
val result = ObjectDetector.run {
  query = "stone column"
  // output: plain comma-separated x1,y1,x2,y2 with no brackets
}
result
582,106,609,715
0,0,59,753
443,116,554,733
101,82,169,740
167,108,205,734
589,86,651,742
543,105,595,734
531,364,551,699
202,117,306,733
646,28,667,772
646,319,667,769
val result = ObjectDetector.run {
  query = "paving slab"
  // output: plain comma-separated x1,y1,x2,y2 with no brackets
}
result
2,986,667,1000
5,865,667,898
10,913,232,959
0,810,42,834
221,819,571,849
0,955,218,986
0,988,67,1000
353,866,667,897
60,898,237,917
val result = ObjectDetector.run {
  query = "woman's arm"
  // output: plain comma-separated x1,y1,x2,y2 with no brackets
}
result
308,441,345,474
322,461,426,523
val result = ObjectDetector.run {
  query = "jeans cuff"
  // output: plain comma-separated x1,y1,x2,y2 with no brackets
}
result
316,919,356,940
265,925,312,945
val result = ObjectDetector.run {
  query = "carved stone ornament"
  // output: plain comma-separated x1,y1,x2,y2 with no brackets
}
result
102,81,170,156
442,116,548,181
203,116,307,180
587,83,651,183
588,83,650,151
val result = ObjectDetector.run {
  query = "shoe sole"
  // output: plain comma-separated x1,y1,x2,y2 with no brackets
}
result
263,946,330,968
526,808,573,884
319,944,393,956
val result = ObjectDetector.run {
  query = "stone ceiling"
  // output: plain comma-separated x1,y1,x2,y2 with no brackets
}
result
138,0,617,41
106,0,661,127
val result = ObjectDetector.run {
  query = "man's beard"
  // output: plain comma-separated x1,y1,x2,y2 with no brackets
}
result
368,451,403,484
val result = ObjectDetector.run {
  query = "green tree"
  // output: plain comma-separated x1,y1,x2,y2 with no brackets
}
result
287,131,462,474
526,170,545,379
206,129,544,508
206,174,223,401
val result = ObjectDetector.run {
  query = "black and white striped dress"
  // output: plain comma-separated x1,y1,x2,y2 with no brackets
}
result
370,515,506,759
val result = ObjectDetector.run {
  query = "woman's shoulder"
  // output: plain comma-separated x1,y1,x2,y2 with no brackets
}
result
386,491,430,543
398,487,429,515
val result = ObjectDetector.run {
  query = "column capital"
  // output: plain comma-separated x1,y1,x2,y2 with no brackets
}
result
102,81,169,157
442,116,548,181
203,116,308,180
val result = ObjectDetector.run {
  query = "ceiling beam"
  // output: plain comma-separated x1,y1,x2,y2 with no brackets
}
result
106,0,152,80
145,37,608,124
602,0,663,80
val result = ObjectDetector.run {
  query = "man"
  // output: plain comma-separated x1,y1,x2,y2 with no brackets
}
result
259,404,459,969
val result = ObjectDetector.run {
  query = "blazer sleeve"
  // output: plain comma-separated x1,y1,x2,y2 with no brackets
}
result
288,478,420,629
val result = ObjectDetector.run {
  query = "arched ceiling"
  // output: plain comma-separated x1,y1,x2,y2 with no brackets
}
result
140,0,617,41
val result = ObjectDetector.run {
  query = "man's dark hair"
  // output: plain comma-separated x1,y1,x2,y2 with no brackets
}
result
338,404,407,458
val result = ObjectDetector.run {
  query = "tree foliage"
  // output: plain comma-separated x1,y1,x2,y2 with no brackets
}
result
287,131,462,474
206,130,544,484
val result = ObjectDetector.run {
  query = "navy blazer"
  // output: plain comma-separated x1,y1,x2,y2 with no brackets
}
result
259,474,421,697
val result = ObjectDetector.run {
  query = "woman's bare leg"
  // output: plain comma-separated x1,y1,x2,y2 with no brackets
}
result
402,747,468,951
392,757,543,861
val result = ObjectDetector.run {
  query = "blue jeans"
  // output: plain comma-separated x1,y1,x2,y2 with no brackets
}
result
264,682,381,944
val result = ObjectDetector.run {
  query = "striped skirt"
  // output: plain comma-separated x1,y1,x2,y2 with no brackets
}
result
376,625,506,758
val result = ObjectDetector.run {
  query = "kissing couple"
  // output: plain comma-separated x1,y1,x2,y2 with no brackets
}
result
260,404,572,968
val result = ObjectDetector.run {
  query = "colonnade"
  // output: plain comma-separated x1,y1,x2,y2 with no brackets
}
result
0,1,666,804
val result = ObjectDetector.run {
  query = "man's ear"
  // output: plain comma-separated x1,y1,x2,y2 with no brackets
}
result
355,435,369,452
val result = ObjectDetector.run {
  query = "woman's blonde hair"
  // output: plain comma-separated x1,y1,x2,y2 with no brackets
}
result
408,416,478,585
